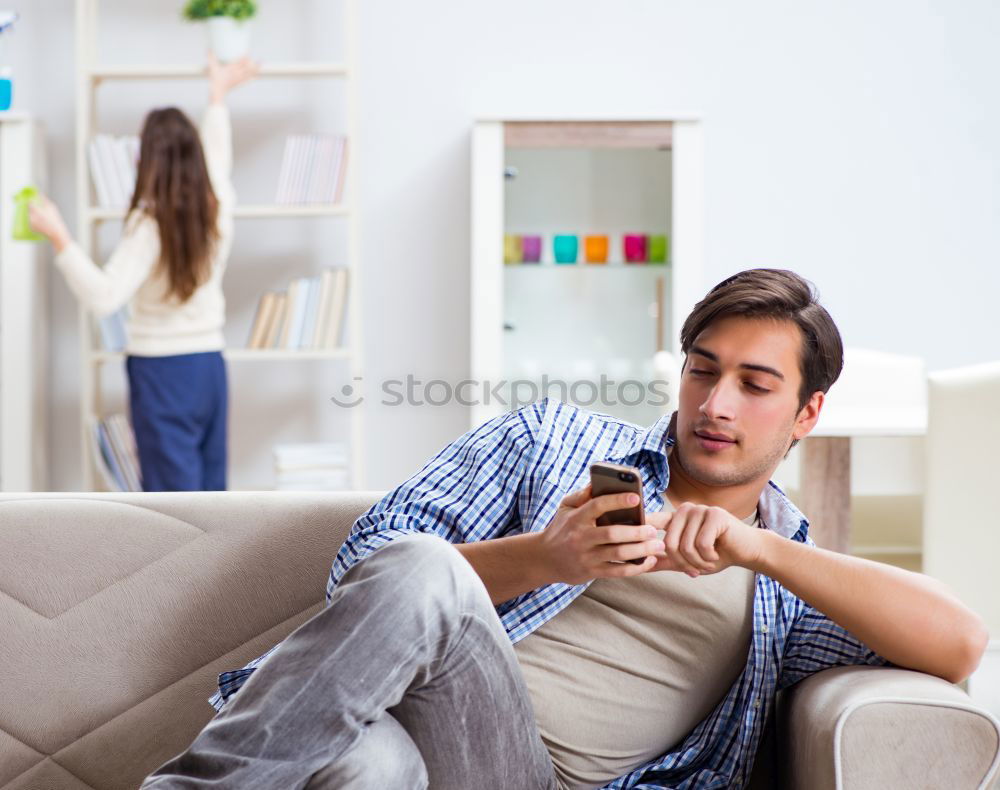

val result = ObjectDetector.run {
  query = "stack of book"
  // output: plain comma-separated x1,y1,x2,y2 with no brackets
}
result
246,267,349,350
275,134,348,204
274,442,350,490
89,134,140,209
91,414,142,492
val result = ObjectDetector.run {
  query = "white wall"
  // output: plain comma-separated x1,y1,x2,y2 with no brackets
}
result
5,0,999,490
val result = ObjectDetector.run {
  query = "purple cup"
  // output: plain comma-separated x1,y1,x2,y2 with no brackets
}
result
521,235,542,263
624,233,648,263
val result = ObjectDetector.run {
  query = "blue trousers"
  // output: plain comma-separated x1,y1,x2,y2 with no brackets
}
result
127,351,228,492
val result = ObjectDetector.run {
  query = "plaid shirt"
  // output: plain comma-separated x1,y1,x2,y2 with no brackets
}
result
211,398,888,789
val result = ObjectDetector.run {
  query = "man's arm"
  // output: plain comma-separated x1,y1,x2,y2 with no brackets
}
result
751,531,988,684
650,501,988,684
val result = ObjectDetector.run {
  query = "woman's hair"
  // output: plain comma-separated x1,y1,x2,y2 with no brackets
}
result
679,268,844,414
129,107,219,303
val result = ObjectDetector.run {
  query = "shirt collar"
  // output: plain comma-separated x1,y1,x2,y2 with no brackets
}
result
609,410,809,541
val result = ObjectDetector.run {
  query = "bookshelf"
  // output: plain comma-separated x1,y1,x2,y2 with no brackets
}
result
73,0,364,491
0,113,49,491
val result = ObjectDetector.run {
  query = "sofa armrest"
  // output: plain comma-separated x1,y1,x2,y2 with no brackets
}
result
776,665,1000,789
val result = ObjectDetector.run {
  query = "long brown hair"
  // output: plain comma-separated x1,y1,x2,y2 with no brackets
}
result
129,107,219,303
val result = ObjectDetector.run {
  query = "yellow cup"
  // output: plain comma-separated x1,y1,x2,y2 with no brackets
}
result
504,234,523,264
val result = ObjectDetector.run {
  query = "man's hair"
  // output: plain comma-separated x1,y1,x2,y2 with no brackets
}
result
680,268,844,422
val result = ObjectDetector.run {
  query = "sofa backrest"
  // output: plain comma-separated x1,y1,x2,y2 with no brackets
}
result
0,490,384,790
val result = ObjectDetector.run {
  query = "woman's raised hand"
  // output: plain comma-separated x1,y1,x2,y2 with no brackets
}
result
208,52,260,103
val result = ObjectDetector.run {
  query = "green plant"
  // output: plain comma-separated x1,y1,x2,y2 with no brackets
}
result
182,0,258,21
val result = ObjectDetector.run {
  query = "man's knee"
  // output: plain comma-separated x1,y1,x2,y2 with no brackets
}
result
304,714,428,790
365,533,485,599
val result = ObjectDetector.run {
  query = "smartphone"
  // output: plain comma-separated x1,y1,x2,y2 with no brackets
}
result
590,462,647,565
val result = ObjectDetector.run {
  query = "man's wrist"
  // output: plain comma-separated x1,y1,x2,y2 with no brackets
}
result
745,528,784,575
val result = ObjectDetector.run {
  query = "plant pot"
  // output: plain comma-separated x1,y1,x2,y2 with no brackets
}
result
206,17,252,62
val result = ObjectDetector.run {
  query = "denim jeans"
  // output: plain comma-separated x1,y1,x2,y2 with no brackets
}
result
141,534,559,789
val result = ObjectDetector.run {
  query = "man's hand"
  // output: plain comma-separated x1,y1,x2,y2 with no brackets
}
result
537,484,667,586
647,502,765,578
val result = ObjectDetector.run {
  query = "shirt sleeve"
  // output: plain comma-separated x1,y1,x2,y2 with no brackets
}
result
200,104,236,214
53,215,160,317
325,401,547,603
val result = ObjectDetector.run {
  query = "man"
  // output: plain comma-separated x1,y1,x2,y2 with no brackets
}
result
143,268,988,789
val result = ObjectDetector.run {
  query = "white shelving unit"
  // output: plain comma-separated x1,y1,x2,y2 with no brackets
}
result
73,0,364,491
470,118,704,429
0,113,49,491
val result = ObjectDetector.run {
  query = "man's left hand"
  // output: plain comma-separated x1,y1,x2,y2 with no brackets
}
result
645,503,764,578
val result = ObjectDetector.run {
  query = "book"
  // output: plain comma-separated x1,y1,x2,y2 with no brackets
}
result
281,279,304,349
106,414,142,492
312,269,336,349
247,291,278,349
324,268,349,349
299,276,321,350
91,419,123,492
98,308,128,352
89,134,141,209
332,138,349,203
275,134,349,205
110,136,137,206
275,137,295,204
97,419,127,491
111,413,143,492
88,140,114,208
265,292,288,349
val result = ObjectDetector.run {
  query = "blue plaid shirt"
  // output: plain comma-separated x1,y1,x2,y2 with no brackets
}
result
211,398,888,789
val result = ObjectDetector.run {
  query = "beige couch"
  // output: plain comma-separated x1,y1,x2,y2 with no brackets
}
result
1,491,997,790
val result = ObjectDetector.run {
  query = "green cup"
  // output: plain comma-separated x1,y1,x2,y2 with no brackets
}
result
648,234,669,263
12,186,46,242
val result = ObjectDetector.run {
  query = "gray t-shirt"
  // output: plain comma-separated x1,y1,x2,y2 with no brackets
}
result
514,502,759,790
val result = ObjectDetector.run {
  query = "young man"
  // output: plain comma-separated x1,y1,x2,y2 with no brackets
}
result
143,269,988,789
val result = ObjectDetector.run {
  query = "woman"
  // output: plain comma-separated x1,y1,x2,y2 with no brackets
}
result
30,54,258,491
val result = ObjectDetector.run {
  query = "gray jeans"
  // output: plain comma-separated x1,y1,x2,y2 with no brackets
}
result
141,533,559,789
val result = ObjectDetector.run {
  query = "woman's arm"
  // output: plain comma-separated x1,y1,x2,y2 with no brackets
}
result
29,197,160,316
201,54,257,210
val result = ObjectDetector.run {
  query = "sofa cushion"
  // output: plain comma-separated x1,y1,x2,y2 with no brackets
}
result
0,491,381,790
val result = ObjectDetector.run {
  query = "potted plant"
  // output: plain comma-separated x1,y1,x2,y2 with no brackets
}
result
182,0,258,62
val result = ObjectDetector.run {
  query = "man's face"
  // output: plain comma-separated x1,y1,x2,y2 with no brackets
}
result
673,314,821,488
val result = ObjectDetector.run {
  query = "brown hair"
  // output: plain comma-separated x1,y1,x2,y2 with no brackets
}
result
680,268,843,425
128,107,219,303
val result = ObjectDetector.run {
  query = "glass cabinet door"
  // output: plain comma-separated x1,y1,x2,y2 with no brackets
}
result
503,140,672,426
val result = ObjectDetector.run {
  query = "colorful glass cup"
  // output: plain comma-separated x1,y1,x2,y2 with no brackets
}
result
648,234,669,263
553,234,578,264
521,235,542,263
504,234,522,264
584,235,609,263
0,77,11,112
623,233,647,263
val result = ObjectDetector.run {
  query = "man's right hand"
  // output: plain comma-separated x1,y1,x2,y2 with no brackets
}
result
537,484,666,586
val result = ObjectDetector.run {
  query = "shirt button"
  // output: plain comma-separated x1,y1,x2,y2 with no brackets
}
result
753,698,761,709
761,625,768,633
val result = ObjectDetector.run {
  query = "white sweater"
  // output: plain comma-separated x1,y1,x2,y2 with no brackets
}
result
55,104,235,357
